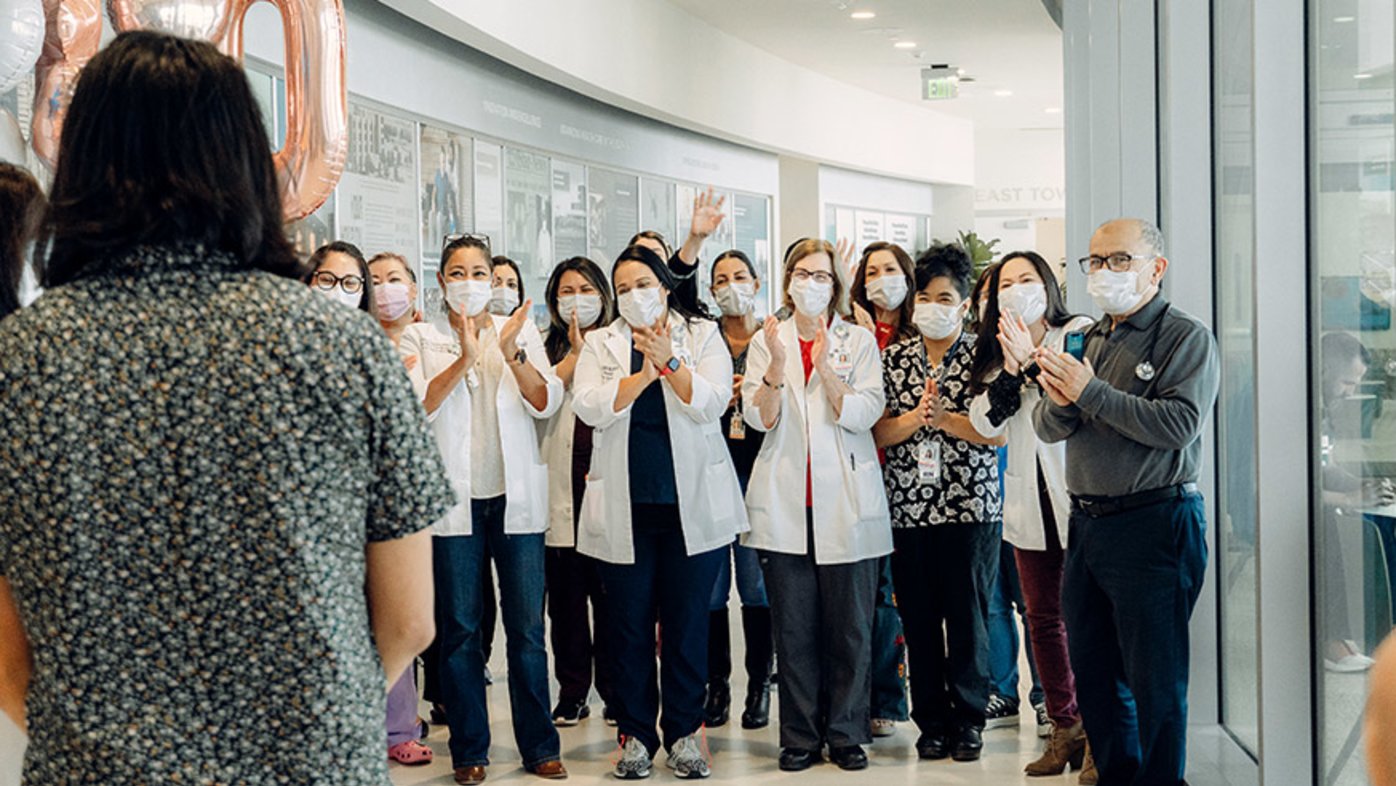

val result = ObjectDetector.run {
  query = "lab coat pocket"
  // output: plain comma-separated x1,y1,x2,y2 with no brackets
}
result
582,477,606,527
704,433,736,524
852,458,889,521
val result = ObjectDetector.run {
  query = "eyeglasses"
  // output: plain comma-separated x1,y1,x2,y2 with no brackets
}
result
1077,253,1156,274
790,269,835,285
443,232,491,251
311,270,364,294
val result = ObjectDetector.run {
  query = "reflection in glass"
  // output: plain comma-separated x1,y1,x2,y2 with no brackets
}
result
1311,2,1396,784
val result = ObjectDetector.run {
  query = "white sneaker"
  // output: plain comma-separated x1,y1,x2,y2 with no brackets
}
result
1034,703,1051,738
871,718,897,738
615,736,652,780
666,733,711,779
1325,640,1377,673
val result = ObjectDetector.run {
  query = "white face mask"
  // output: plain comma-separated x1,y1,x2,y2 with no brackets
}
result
789,278,832,317
487,285,520,316
317,284,362,310
997,282,1048,325
445,279,491,317
714,281,756,317
1087,269,1145,315
866,275,908,311
617,287,665,328
559,293,603,328
913,302,964,340
374,282,414,322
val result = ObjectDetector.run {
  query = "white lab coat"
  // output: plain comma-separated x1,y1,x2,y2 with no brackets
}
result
571,314,749,565
399,314,562,537
740,316,892,564
538,357,580,548
967,316,1093,551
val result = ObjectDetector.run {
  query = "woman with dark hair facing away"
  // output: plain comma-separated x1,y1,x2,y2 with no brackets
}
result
398,234,566,785
538,256,618,726
0,163,45,321
571,245,748,780
308,240,376,315
966,252,1097,780
701,249,775,731
489,254,526,316
741,238,891,773
0,31,453,786
872,243,1005,765
847,241,916,737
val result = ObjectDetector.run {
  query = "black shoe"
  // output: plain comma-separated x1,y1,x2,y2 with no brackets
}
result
829,745,868,771
916,732,951,760
739,682,771,729
951,726,983,762
603,705,618,727
551,697,590,726
779,748,818,771
430,702,448,726
703,679,731,727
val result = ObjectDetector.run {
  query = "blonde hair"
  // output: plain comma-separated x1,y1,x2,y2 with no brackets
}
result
781,238,849,319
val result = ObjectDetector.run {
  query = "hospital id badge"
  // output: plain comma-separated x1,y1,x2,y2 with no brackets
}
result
729,410,746,440
917,440,942,486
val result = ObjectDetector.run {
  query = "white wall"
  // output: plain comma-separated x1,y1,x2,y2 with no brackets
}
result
975,128,1066,217
379,0,975,186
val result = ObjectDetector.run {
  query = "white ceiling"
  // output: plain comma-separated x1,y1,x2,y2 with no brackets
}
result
664,0,1064,131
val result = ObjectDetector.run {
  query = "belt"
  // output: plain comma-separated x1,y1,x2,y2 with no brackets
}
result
1071,482,1199,519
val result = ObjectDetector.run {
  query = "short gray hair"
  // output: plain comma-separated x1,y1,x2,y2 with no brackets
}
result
1135,219,1166,257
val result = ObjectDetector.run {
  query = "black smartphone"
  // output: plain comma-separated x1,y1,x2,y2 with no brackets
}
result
1065,331,1086,361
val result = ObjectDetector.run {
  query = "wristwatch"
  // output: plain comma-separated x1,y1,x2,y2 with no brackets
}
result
658,357,681,377
510,347,527,366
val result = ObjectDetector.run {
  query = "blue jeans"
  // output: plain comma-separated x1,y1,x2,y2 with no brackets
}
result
1065,493,1207,786
596,505,724,755
709,542,768,609
433,496,559,769
989,537,1044,706
870,555,910,721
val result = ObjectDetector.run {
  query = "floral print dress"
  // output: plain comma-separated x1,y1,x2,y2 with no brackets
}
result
0,245,455,785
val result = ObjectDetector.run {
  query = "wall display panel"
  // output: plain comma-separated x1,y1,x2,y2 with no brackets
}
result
854,210,886,258
420,124,474,260
338,101,418,258
588,167,639,266
422,260,443,317
552,159,588,261
885,213,917,251
641,178,677,245
733,194,772,278
504,147,554,309
474,141,505,258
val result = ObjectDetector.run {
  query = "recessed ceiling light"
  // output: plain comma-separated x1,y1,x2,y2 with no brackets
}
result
1334,15,1355,22
850,10,875,19
993,89,1013,97
1355,72,1374,79
1045,107,1062,114
894,41,917,49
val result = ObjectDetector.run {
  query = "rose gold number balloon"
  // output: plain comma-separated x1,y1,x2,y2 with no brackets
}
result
51,0,350,220
31,0,100,169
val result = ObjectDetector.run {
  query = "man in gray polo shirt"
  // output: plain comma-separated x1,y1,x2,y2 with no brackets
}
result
1032,218,1219,786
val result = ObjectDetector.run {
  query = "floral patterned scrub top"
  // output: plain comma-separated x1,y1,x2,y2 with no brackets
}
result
0,245,455,785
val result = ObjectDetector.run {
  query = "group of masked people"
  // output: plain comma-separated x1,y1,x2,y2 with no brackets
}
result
303,203,1219,786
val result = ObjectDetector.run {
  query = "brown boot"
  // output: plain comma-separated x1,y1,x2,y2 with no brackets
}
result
1078,742,1098,785
1024,721,1087,777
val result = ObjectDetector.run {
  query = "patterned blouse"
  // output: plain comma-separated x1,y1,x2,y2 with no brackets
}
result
0,245,455,785
880,332,1001,527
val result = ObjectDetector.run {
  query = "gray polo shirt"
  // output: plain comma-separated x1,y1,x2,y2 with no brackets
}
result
1032,294,1220,498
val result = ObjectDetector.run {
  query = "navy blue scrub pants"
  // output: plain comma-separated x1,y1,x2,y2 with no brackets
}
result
1064,492,1208,786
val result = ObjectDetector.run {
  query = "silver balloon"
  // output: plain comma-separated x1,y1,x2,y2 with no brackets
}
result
0,0,43,94
107,0,231,40
0,107,25,163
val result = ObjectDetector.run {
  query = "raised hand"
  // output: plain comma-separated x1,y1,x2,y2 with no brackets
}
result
456,306,481,365
997,312,1034,375
763,315,786,371
403,354,420,372
836,237,857,277
811,322,830,375
925,377,947,428
499,298,532,358
567,309,584,357
852,301,876,333
690,186,727,239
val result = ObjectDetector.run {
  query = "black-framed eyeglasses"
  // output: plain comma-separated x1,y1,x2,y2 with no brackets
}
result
311,270,364,294
790,269,835,285
1077,253,1156,275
